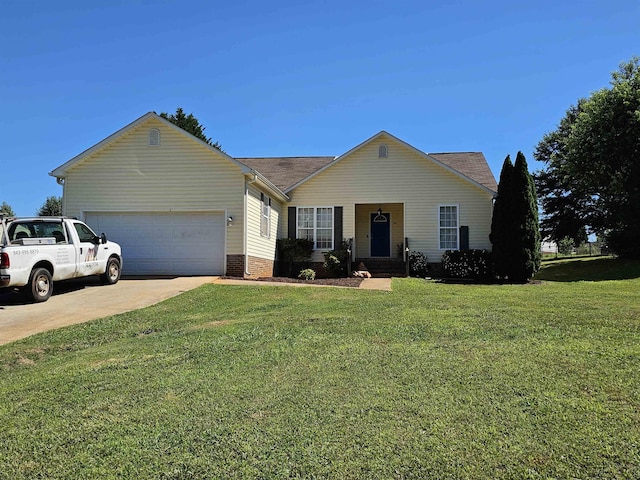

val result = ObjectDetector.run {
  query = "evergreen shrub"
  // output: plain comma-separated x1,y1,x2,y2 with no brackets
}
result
442,250,493,280
409,251,429,277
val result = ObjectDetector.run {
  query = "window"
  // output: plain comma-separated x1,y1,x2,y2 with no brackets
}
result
8,221,66,242
378,144,388,158
74,222,97,243
149,128,160,146
260,193,271,238
297,207,333,250
439,205,459,249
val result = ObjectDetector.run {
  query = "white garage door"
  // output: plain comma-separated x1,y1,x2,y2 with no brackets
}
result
85,212,226,276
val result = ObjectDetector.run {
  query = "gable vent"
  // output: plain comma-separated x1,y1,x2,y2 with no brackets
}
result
378,144,388,158
149,128,160,146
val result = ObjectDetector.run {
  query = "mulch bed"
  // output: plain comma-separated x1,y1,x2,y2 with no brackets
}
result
221,276,364,287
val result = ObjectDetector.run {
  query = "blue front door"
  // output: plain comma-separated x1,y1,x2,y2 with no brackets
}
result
370,212,391,257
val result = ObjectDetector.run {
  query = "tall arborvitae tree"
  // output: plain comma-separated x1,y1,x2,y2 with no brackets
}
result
490,155,515,278
510,152,541,281
490,153,541,282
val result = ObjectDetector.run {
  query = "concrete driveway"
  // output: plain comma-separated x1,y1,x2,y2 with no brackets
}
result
0,276,216,345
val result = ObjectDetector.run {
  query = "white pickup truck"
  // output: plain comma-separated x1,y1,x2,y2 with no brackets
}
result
0,216,123,302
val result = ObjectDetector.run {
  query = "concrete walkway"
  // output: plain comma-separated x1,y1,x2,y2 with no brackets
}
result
213,277,392,291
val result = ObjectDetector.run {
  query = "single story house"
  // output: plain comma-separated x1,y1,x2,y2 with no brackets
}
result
50,112,498,277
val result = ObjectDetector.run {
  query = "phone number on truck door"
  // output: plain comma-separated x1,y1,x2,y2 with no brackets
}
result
13,249,40,256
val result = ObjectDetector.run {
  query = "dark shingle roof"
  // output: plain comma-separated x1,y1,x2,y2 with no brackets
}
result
429,152,498,192
237,157,335,191
238,152,497,195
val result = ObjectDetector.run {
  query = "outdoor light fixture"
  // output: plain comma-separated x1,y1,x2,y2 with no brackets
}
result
377,207,382,217
227,215,234,226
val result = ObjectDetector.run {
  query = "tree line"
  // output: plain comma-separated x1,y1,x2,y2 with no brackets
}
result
1,197,62,217
534,57,640,259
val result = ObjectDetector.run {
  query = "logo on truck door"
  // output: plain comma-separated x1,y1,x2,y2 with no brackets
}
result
85,246,98,261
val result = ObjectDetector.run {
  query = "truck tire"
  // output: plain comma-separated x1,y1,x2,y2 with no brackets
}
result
101,257,121,285
28,267,53,302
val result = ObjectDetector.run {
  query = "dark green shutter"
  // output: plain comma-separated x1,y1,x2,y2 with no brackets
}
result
334,206,343,248
288,207,297,238
460,226,469,250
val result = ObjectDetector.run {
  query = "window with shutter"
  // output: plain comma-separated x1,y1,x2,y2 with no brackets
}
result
297,207,333,250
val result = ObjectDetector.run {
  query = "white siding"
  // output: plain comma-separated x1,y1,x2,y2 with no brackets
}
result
246,184,281,261
63,118,244,255
284,134,494,262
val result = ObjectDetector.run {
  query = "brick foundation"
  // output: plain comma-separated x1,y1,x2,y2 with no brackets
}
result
246,256,275,278
225,255,275,278
226,255,245,277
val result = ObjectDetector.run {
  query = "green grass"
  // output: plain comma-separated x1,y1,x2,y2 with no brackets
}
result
1,258,639,479
537,255,640,282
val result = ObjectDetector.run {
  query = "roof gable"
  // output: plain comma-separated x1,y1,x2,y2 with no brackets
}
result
51,116,496,202
49,112,247,178
285,131,497,195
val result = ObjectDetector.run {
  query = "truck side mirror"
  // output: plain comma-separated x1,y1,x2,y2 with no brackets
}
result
101,233,108,244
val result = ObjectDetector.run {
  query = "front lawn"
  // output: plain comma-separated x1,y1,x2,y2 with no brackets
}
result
1,258,639,478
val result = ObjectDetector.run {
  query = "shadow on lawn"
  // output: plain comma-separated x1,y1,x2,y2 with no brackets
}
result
534,257,640,282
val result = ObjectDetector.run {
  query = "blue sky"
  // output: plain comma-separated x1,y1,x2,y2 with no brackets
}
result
1,0,638,215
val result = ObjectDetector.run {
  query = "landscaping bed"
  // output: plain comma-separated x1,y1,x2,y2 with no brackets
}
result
223,276,364,287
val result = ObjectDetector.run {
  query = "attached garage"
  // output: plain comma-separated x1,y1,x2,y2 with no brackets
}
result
85,212,226,276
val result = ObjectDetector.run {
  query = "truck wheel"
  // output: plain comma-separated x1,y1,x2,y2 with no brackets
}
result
29,267,53,302
101,257,121,285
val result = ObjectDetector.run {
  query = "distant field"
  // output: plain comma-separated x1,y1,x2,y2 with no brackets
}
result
1,257,639,478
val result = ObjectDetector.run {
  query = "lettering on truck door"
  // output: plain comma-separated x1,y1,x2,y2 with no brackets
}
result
51,222,76,280
73,222,104,276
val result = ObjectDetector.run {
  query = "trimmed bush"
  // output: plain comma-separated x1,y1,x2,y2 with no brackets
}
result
323,240,350,277
298,269,316,280
442,250,493,280
409,251,429,277
276,238,314,277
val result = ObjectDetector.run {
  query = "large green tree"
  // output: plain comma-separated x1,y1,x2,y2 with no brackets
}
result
534,57,640,257
0,201,15,216
159,107,223,151
534,102,589,246
36,196,62,216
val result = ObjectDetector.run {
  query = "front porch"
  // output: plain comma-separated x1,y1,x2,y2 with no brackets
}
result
352,203,407,276
352,257,407,277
